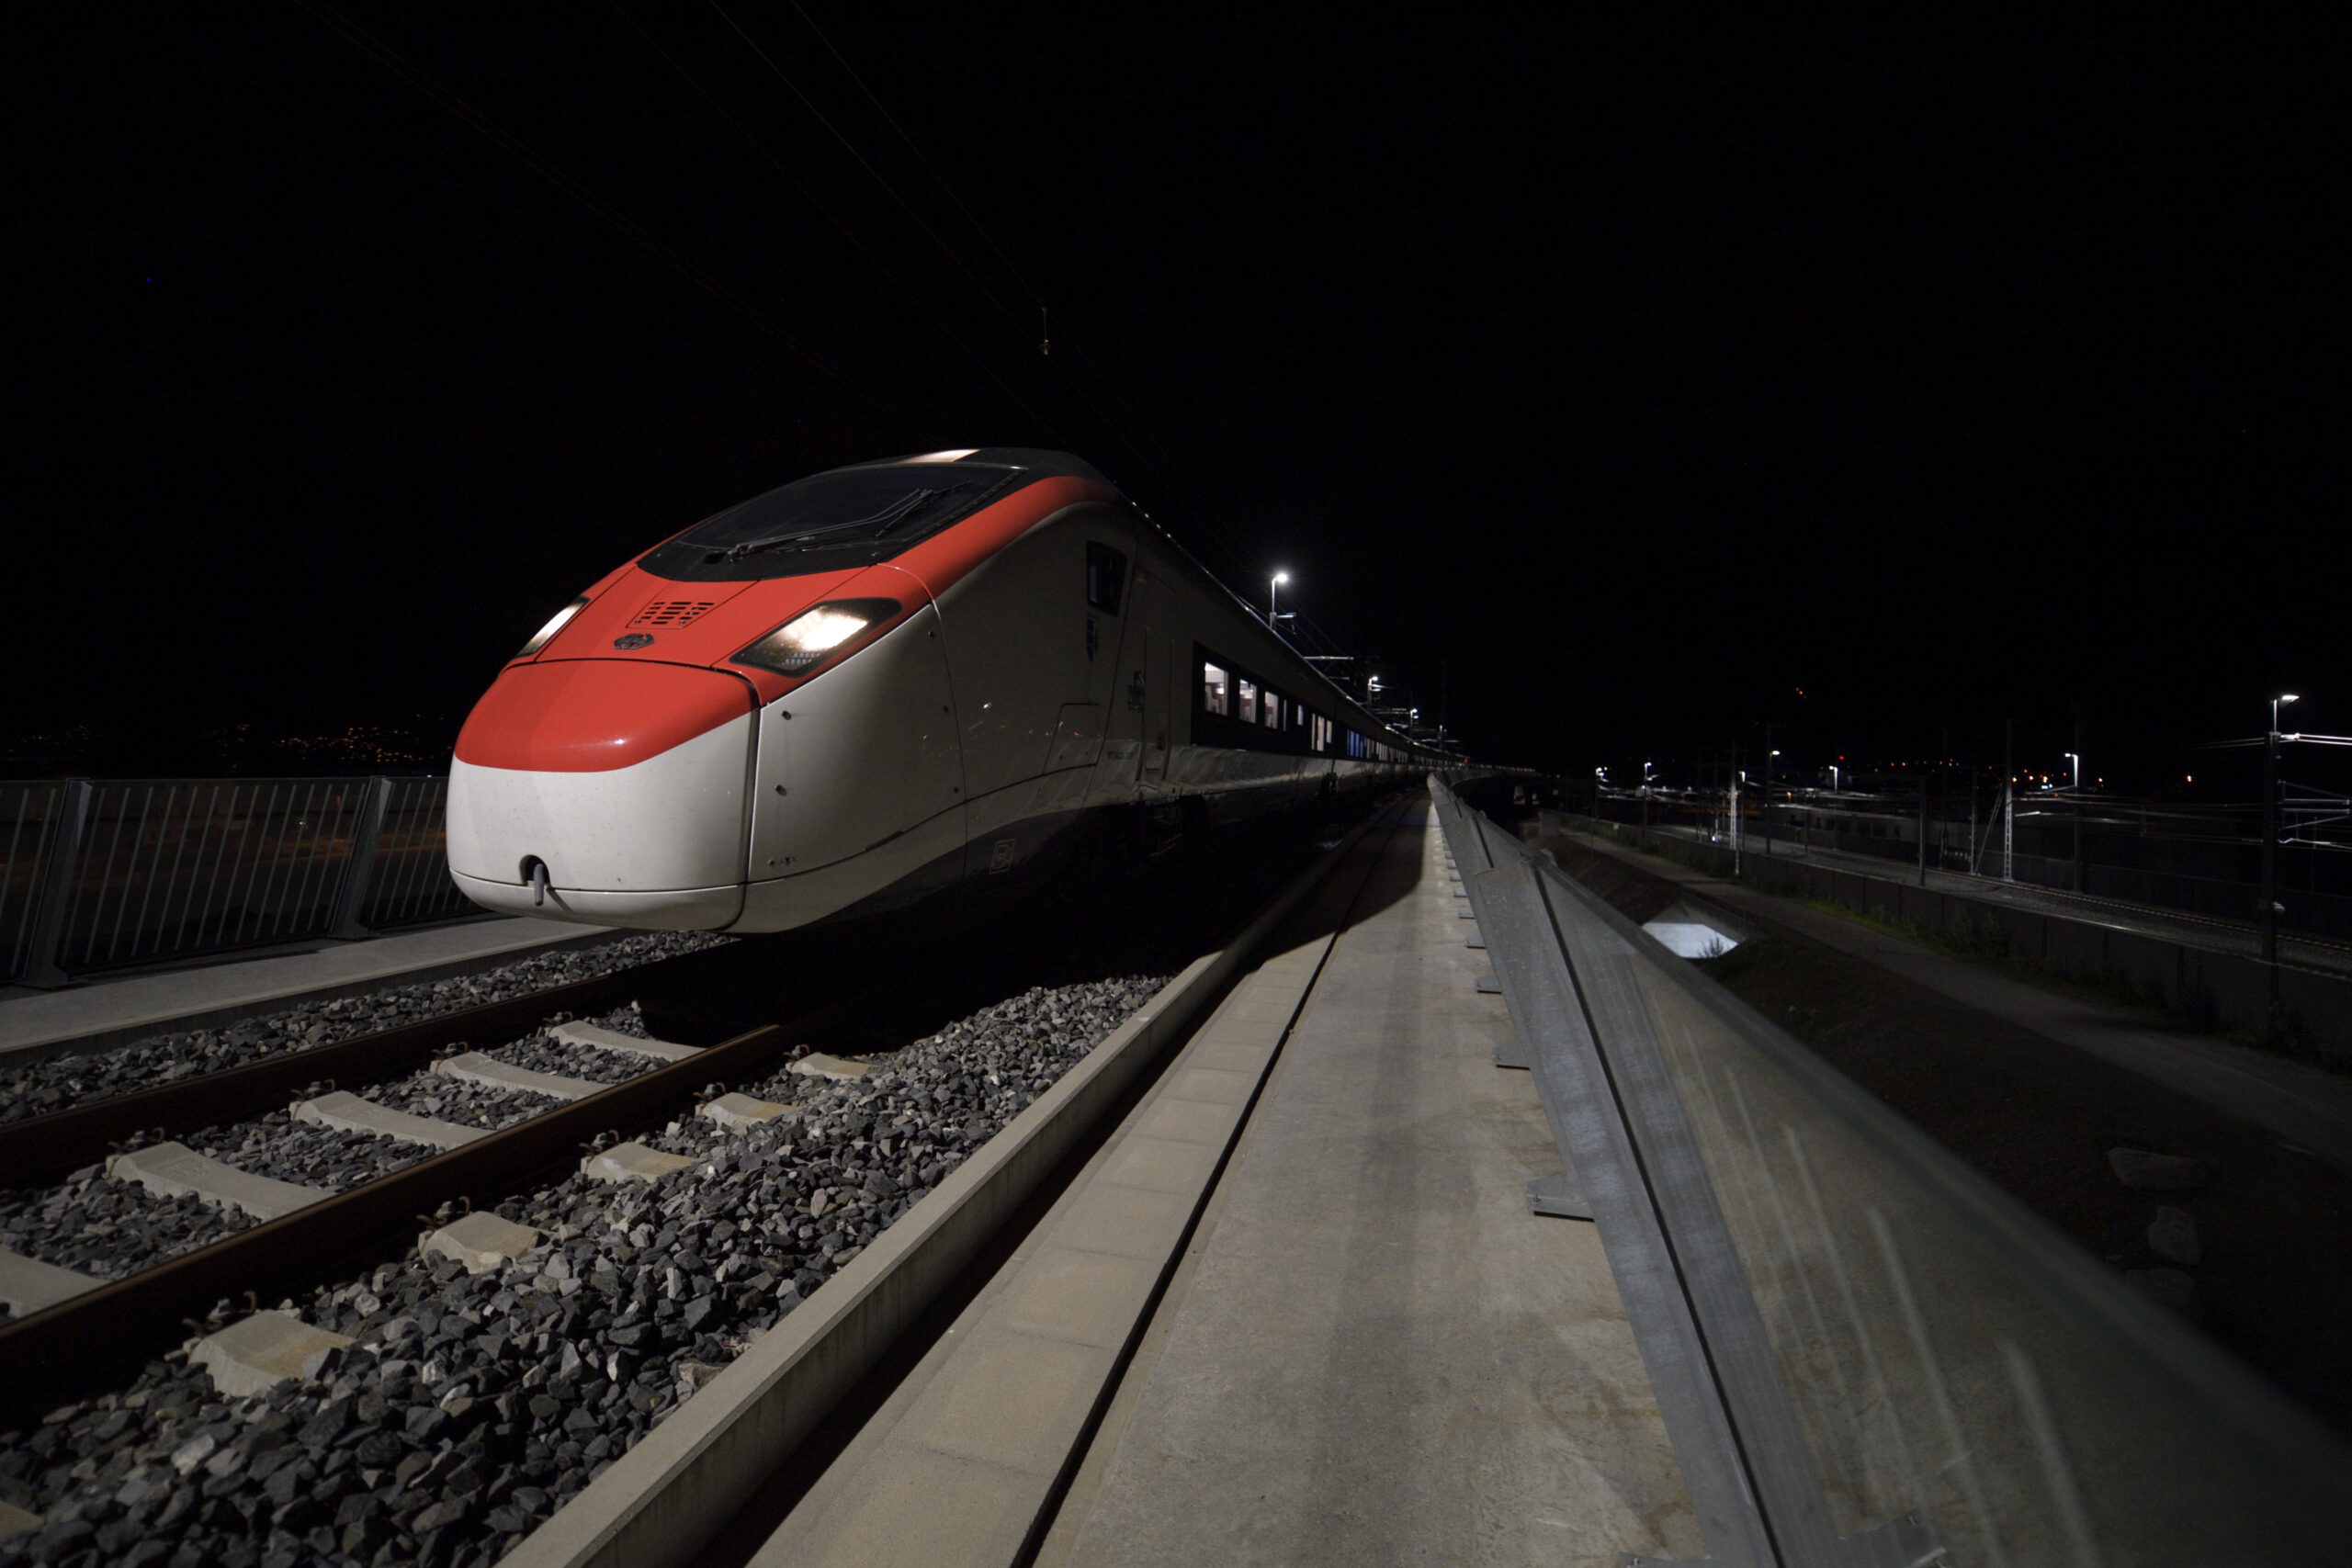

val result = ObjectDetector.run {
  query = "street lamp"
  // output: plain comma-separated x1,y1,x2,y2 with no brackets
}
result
2263,693,2301,995
2062,750,2085,891
2064,751,2081,791
1269,571,1290,624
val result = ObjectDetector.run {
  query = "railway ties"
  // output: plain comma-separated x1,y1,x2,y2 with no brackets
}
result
0,804,1371,1566
0,1014,704,1318
173,1038,798,1404
0,947,1178,1566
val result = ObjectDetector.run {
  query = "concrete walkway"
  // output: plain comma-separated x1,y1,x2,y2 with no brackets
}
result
0,916,616,1062
1564,829,2352,1175
1037,803,1699,1565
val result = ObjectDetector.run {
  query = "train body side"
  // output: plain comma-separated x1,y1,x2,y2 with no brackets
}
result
447,463,1416,934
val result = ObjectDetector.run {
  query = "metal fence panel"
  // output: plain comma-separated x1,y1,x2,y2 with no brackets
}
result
0,783,71,981
0,775,473,984
362,776,471,929
1597,792,2352,939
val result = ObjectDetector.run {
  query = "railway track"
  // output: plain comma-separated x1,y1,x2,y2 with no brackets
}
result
0,804,1376,1567
0,964,1161,1566
0,930,736,1123
1637,821,2352,972
0,915,928,1346
0,962,864,1407
1,966,701,1194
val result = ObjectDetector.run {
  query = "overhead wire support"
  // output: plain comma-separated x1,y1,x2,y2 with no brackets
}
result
744,0,1251,574
710,2,1192,491
786,0,1053,314
706,0,1029,330
606,0,1072,446
289,0,904,427
721,1,1367,663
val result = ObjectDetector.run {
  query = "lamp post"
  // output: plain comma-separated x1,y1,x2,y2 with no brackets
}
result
1917,767,1930,886
2264,693,2299,999
1269,571,1290,625
1764,748,1781,857
2064,750,2084,891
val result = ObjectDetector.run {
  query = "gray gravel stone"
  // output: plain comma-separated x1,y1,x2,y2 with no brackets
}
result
2123,1265,2205,1322
2108,1147,2211,1191
2147,1204,2201,1265
0,973,1161,1568
492,1046,639,1089
0,1008,650,1283
0,1170,256,1281
0,931,727,1124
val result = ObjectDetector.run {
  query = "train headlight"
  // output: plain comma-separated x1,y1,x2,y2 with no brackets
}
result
732,598,901,676
516,597,588,658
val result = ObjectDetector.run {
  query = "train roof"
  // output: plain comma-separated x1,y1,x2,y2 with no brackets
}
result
864,448,1114,486
841,448,1434,759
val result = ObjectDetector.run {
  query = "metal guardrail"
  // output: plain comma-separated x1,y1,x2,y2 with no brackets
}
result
1431,776,2352,1567
1,776,473,987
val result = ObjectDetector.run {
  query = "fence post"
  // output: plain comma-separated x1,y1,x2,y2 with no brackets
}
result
21,780,94,989
329,776,394,940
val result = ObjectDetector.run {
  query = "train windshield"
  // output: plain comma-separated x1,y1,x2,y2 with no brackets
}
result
639,463,1019,581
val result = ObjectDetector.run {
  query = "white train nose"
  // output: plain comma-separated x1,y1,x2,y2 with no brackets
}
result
446,660,759,929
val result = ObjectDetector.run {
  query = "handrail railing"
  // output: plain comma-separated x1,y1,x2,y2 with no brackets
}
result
1431,775,2352,1566
0,776,474,987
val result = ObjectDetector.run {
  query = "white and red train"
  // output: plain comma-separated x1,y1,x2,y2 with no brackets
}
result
446,448,1430,931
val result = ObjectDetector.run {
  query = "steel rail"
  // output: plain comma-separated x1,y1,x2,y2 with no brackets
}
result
0,1003,852,1427
0,964,671,1186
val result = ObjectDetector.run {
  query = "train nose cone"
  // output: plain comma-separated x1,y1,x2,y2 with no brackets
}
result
447,660,758,929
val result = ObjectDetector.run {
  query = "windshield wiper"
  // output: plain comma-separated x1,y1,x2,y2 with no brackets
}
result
719,482,973,560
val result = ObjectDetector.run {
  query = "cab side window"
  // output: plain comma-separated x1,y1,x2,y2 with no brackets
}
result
1086,541,1127,615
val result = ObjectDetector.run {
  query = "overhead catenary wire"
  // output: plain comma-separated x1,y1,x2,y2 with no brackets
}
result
607,0,1075,448
706,0,1030,332
778,0,1211,503
314,0,1377,687
288,0,908,429
734,2,1277,592
749,5,1395,695
786,0,1053,317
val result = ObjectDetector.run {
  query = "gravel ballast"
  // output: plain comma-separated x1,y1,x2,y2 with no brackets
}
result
0,974,1163,1568
0,1009,660,1284
0,931,731,1124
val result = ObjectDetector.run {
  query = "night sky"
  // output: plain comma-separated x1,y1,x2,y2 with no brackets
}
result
8,11,2346,792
